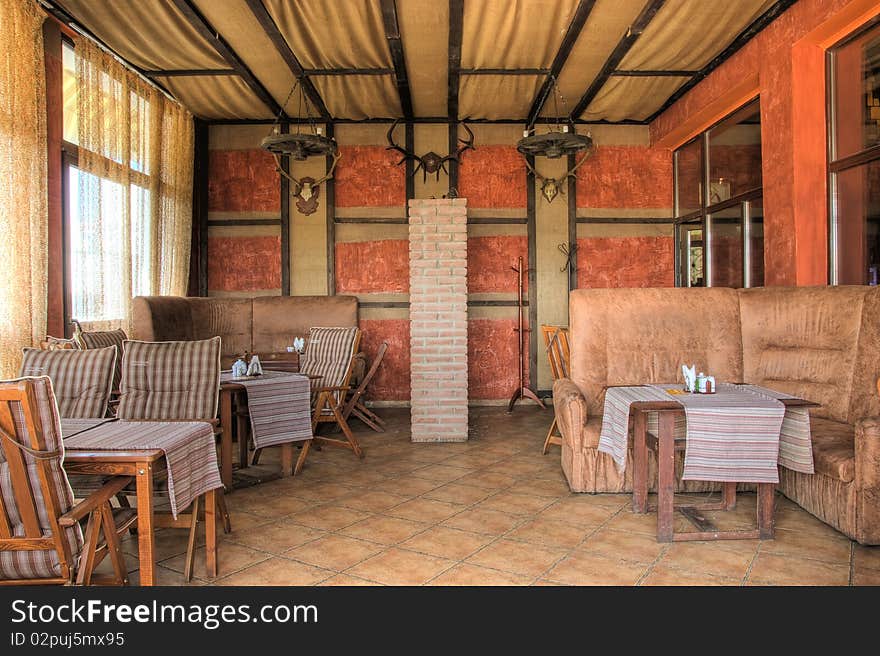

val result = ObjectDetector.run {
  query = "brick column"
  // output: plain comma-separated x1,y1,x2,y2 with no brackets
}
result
409,198,468,442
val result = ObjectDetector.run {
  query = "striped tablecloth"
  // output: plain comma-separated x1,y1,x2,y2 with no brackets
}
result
221,371,313,449
598,383,814,484
64,420,222,518
60,418,115,439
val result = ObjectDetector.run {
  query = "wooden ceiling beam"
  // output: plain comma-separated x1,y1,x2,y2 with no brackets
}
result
380,0,414,120
448,0,465,121
242,0,331,120
569,0,667,120
527,0,598,127
171,0,285,118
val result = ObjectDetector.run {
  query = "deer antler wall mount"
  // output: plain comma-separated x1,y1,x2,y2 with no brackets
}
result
273,151,341,216
523,147,594,204
386,119,475,181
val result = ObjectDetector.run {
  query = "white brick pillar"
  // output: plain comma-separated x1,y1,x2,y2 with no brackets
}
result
409,198,468,442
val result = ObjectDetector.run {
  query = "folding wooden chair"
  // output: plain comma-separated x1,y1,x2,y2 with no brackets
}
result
541,325,570,455
0,377,136,586
116,337,230,580
342,342,387,432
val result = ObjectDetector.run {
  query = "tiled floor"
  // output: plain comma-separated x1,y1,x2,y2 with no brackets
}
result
118,407,879,586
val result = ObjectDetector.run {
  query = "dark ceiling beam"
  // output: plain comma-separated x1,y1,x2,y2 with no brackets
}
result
526,0,597,127
611,70,697,77
448,0,465,120
144,69,236,78
646,0,799,123
242,0,331,120
380,0,414,120
207,116,649,126
569,0,667,120
305,67,394,76
171,0,284,117
460,68,551,75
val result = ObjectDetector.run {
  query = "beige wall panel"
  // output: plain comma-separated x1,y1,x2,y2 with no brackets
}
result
468,292,518,302
207,225,280,238
588,125,652,147
577,223,674,238
289,154,328,296
467,224,527,238
355,293,409,303
209,289,281,298
336,123,392,146
467,306,518,320
414,124,450,199
577,208,673,219
468,207,527,219
209,125,277,151
207,212,280,221
359,306,409,320
336,223,408,243
398,0,449,117
336,207,407,218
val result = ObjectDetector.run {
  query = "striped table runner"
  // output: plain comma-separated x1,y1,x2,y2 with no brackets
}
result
221,371,313,449
598,383,814,484
60,418,114,439
64,421,222,518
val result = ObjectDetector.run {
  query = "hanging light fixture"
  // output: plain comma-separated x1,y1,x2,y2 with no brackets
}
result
260,79,337,160
517,75,593,159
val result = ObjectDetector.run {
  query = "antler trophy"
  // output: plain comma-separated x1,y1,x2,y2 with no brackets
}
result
274,151,341,216
523,148,593,204
386,119,475,181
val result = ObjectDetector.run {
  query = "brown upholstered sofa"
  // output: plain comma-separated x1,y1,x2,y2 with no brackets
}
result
553,286,880,544
131,295,359,367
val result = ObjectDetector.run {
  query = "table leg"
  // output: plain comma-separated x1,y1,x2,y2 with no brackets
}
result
757,482,775,539
632,410,648,514
722,482,737,510
135,461,155,586
281,444,294,477
219,389,233,489
657,411,675,543
205,488,217,578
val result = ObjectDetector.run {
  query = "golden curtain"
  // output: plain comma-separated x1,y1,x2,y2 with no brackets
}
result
73,37,193,332
0,0,47,377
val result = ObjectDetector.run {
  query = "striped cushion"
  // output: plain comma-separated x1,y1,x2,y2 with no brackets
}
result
19,347,116,419
117,337,221,421
43,336,77,350
79,329,127,392
300,327,360,394
0,377,83,581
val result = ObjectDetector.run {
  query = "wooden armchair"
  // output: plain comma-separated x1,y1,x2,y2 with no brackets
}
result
541,325,570,455
0,377,136,586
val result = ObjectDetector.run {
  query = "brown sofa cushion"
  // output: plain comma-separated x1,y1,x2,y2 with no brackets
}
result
809,417,855,483
252,296,359,354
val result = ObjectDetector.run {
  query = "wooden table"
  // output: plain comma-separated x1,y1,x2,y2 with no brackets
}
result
630,397,818,543
62,448,217,586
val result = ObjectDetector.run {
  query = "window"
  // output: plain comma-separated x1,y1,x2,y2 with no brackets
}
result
673,99,763,287
828,20,880,285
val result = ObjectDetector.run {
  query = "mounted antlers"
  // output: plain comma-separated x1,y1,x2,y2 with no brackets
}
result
273,151,341,216
386,119,475,182
523,148,593,204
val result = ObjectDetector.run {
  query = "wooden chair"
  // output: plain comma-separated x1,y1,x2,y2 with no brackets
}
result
541,325,570,455
0,377,136,585
116,336,230,580
296,327,364,472
341,342,388,432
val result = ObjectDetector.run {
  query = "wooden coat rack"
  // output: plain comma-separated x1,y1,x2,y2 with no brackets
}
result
507,256,546,413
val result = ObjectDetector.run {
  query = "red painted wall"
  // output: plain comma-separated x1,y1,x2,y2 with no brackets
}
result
459,146,527,208
467,235,528,293
358,319,410,401
335,240,409,294
335,146,406,207
576,146,672,208
468,318,527,399
208,150,279,213
207,236,281,291
577,237,675,288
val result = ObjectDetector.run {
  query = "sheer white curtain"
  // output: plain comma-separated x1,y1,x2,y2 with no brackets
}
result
72,37,193,332
0,0,46,377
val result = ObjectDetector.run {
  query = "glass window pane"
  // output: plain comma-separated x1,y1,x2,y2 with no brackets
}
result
748,197,764,287
708,100,762,202
709,207,743,288
833,160,880,284
832,23,880,159
677,222,704,287
675,138,702,216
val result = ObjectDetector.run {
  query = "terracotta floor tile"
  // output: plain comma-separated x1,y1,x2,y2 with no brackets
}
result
506,477,573,498
853,544,880,571
852,568,880,586
126,564,205,587
287,534,384,571
774,508,850,538
218,510,275,533
545,552,646,586
335,490,412,513
160,542,271,580
423,483,494,505
466,539,567,578
373,477,442,497
410,464,474,483
760,527,852,564
458,471,519,490
604,510,661,536
217,557,331,586
442,507,524,536
233,494,316,518
346,548,455,585
227,519,325,554
747,552,850,586
428,563,533,586
656,542,756,579
290,505,373,531
385,497,465,523
340,515,429,545
507,518,590,550
579,528,668,565
317,574,381,586
641,565,741,586
400,526,494,560
538,500,618,528
476,491,557,516
122,528,192,562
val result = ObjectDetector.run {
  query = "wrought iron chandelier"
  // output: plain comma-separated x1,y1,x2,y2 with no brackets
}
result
260,79,337,160
517,75,593,159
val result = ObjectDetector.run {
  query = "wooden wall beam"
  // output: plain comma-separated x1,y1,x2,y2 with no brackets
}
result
380,0,414,120
280,121,290,295
326,123,336,295
448,0,465,121
191,119,209,297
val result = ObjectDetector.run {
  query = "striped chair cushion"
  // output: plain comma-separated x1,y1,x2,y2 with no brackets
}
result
19,347,116,419
0,377,83,581
117,337,221,421
79,329,127,392
299,327,360,390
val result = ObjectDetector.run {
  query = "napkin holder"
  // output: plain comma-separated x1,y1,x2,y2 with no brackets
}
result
246,355,263,377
